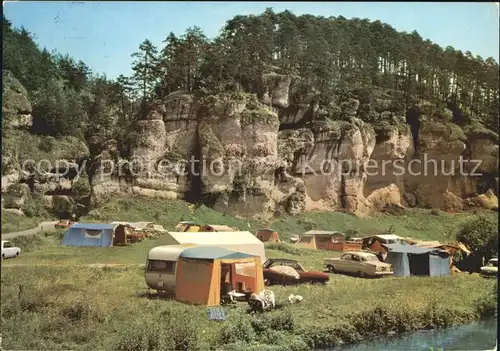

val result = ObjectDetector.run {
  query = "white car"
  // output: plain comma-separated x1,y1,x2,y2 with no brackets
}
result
480,258,498,278
324,251,393,278
1,240,21,260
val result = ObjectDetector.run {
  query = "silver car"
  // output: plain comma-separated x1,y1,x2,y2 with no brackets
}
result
324,251,393,278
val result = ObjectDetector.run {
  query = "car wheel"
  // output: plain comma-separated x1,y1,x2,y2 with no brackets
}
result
327,265,336,273
359,271,366,278
15,252,19,257
264,278,271,286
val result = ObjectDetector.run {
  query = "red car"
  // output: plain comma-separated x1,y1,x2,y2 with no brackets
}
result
262,258,330,286
55,219,73,229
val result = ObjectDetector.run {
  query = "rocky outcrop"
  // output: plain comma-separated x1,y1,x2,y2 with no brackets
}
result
283,117,380,216
262,73,291,108
365,121,414,197
402,120,466,209
3,70,498,219
199,94,282,217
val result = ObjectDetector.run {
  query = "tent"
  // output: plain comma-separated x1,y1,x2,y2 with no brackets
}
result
62,223,118,247
174,221,201,232
156,231,266,261
255,229,280,243
362,234,404,253
295,230,346,250
199,224,238,232
175,246,264,306
381,243,450,277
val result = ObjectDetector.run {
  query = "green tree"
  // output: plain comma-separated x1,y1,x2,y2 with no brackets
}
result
131,39,159,101
456,215,498,265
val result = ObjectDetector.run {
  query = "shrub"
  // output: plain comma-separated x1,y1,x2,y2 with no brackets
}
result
114,312,198,351
345,228,359,240
475,281,498,319
456,215,498,262
21,197,41,217
299,325,345,349
269,309,294,331
430,209,441,216
219,312,256,344
38,136,56,152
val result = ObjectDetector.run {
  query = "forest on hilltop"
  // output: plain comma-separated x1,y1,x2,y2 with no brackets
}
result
3,9,499,148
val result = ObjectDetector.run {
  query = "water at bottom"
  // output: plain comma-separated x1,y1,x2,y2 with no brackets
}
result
337,320,498,351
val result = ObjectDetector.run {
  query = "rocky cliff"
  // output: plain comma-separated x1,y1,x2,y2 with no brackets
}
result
3,72,499,219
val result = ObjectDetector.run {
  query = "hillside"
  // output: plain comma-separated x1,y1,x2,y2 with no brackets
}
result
82,197,497,243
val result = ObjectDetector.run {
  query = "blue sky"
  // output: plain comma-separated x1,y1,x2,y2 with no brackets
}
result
4,1,499,80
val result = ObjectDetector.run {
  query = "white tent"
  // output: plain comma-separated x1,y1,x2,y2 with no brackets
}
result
155,231,266,261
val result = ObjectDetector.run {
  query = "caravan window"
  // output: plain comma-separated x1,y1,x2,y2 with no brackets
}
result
147,260,176,274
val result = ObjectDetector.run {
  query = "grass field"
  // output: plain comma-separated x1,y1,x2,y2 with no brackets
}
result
1,211,49,233
1,197,497,350
82,197,497,243
1,238,497,350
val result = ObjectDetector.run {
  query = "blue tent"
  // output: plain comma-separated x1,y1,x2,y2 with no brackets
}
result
62,223,117,247
382,243,450,277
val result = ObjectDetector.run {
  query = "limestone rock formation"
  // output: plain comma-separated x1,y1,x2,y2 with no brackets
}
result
2,70,498,219
262,73,291,108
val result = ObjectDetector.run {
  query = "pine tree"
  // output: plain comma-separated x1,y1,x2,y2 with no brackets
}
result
131,39,159,101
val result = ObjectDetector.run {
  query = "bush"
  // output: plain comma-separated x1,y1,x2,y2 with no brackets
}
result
456,215,498,262
114,311,198,351
72,175,91,203
38,136,56,152
219,312,256,344
430,209,441,216
345,228,359,240
299,325,345,349
475,281,498,319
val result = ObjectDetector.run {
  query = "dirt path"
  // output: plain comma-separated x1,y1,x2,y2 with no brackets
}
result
2,221,59,240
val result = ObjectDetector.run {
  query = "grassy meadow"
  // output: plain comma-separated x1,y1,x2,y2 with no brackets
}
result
1,242,497,350
1,211,49,233
80,197,497,242
1,197,498,350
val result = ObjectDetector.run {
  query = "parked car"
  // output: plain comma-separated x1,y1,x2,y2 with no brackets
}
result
480,258,498,278
55,219,73,229
262,258,329,285
1,240,21,260
324,251,393,278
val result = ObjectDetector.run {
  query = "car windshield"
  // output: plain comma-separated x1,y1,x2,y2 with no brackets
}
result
488,260,498,267
364,255,379,262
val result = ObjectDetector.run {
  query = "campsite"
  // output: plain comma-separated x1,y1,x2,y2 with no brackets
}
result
1,198,497,350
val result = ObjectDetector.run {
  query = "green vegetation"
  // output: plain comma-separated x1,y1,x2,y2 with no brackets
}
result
1,242,496,350
3,129,89,169
240,107,279,128
420,120,466,143
1,198,498,349
1,212,46,233
456,215,498,265
4,8,499,148
198,121,225,156
463,122,499,142
83,197,498,243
